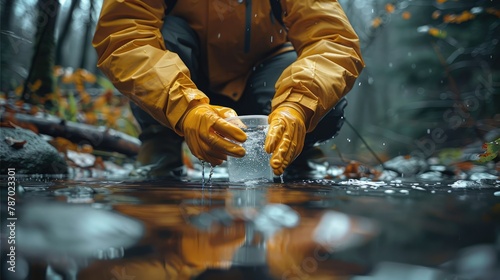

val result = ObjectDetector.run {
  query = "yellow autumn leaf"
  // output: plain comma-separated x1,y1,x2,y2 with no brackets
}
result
385,3,395,14
30,79,42,91
372,17,382,28
14,85,23,96
80,91,92,104
84,112,98,125
444,11,475,23
428,27,447,38
80,69,97,83
61,73,74,84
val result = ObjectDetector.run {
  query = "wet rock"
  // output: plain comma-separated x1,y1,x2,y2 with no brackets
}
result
0,127,68,174
382,155,428,177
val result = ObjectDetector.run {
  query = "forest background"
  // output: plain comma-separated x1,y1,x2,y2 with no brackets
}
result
0,0,499,174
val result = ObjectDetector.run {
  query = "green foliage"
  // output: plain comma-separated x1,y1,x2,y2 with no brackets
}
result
66,91,78,122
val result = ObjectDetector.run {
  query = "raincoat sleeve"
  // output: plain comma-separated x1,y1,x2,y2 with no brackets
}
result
92,0,208,134
275,0,365,131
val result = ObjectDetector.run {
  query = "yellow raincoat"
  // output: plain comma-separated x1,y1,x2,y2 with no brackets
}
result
92,0,364,135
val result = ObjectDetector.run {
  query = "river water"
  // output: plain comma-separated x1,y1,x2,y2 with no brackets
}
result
1,174,499,280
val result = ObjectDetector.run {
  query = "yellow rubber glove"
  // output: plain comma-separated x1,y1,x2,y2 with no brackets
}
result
265,103,309,175
179,102,247,166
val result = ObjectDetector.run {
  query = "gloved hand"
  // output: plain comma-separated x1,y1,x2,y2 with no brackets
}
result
179,102,247,166
264,103,309,175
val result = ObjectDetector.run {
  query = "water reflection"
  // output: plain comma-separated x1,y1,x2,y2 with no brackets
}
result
3,201,144,279
77,188,379,280
1,178,499,279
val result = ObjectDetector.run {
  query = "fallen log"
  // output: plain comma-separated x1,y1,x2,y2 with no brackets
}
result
1,111,141,157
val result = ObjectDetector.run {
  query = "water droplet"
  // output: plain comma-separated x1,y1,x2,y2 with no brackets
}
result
494,191,500,196
279,29,283,34
270,36,273,43
368,77,374,84
427,129,431,134
358,82,362,86
388,63,393,68
263,81,267,87
407,52,412,57
384,189,395,194
347,138,351,142
217,33,221,39
371,9,374,13
382,143,386,146
254,13,258,17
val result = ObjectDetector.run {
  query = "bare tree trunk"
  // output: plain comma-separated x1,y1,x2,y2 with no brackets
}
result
0,0,16,92
55,0,81,66
22,0,60,109
79,0,94,70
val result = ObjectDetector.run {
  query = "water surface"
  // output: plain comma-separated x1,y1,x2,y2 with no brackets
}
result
1,176,499,280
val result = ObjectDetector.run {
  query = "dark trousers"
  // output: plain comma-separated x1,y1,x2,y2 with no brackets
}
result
131,16,346,150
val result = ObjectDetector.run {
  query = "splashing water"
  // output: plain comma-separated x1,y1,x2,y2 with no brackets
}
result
200,161,214,188
208,165,214,186
201,161,206,187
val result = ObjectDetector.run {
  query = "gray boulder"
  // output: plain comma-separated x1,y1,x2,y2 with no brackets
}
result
0,127,68,174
